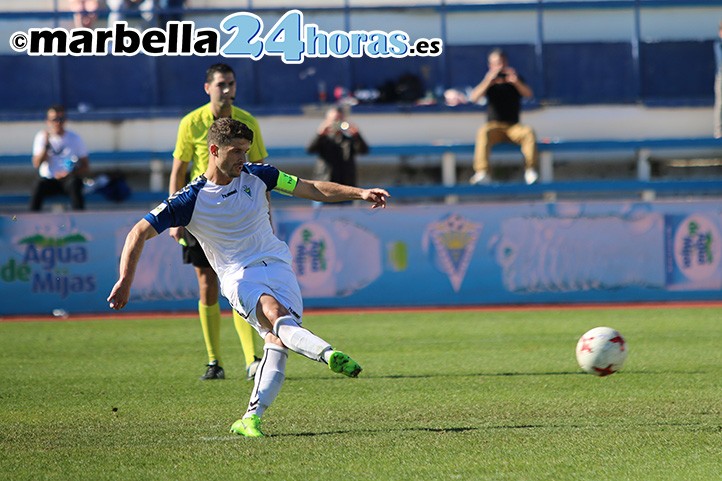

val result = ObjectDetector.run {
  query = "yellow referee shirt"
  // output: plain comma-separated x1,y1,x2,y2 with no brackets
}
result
173,103,268,180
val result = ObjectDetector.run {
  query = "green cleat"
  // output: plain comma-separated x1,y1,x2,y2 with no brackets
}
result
328,351,362,378
230,414,264,438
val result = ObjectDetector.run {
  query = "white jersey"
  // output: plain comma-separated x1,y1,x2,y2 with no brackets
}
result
32,129,88,179
144,163,296,305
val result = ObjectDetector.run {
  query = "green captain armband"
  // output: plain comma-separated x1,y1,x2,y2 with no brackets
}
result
274,170,298,196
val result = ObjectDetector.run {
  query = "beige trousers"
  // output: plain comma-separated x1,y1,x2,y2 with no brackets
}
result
714,73,722,138
473,121,538,173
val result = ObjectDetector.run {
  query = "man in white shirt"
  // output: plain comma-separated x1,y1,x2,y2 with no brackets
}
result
30,105,90,211
107,118,389,437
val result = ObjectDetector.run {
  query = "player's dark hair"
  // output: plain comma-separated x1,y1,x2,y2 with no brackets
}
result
205,63,235,83
207,118,254,148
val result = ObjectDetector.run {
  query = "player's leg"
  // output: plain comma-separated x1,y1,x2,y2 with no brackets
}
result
232,311,261,380
187,234,258,380
229,261,331,363
256,294,361,377
181,233,225,380
231,297,360,438
256,295,330,361
196,265,223,379
230,264,361,437
246,338,287,419
230,334,287,438
259,262,361,375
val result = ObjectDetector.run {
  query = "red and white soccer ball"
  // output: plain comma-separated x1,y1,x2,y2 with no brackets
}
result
575,327,628,376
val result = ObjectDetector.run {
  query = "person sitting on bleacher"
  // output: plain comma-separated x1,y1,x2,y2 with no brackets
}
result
469,48,539,185
29,104,90,212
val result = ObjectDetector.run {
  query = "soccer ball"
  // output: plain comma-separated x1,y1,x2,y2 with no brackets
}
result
575,327,627,376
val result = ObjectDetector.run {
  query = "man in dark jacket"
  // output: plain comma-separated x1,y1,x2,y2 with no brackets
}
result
307,107,369,188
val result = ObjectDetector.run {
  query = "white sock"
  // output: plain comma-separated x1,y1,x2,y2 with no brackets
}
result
322,349,334,364
245,343,287,418
273,315,332,362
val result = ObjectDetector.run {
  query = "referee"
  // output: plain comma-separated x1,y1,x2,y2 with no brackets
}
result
168,63,265,381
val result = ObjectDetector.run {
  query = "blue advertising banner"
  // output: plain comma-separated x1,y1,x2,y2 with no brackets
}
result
1,199,721,316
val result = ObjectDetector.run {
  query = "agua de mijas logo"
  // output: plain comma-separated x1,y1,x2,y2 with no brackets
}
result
0,232,96,299
9,9,442,63
290,223,334,288
673,214,721,281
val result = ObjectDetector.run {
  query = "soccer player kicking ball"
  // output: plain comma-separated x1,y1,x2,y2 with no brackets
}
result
107,118,389,438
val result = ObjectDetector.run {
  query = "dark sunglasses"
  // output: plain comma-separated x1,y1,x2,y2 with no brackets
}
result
48,117,66,123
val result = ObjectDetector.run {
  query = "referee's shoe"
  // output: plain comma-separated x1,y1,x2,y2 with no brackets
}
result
199,361,225,380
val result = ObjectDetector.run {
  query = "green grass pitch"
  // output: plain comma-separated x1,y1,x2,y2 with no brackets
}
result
1,306,720,480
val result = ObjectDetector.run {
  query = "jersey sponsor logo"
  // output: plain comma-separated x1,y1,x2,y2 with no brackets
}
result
150,202,167,216
221,189,238,199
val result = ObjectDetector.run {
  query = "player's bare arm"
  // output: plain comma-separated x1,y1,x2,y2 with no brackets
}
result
292,178,389,208
107,219,158,310
168,158,188,242
470,67,501,103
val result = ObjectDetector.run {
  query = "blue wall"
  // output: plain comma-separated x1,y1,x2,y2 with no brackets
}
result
2,0,719,117
0,39,715,117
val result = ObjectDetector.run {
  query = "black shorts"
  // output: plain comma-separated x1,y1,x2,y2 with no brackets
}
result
181,231,211,268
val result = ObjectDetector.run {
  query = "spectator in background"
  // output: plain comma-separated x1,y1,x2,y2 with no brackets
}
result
307,107,369,188
714,21,722,138
169,63,263,382
469,48,539,185
68,0,101,28
30,105,90,211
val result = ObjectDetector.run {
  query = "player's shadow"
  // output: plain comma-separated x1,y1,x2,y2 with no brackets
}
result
291,369,686,381
370,370,707,379
268,417,713,438
375,371,582,379
226,416,712,439
269,423,550,438
287,371,583,381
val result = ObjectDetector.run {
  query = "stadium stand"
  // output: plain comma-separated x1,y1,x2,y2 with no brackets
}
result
1,1,720,211
0,1,718,115
2,136,721,210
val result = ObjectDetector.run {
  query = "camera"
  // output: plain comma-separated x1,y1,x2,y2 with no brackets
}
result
333,121,352,136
